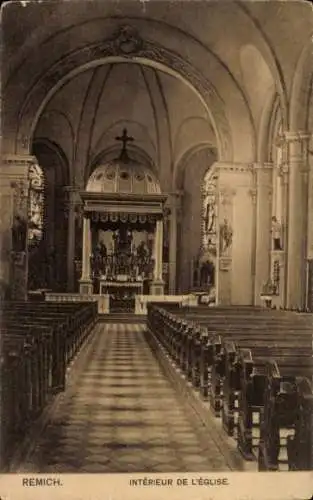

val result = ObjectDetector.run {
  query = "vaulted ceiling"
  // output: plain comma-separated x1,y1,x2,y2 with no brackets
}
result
34,62,215,184
2,0,312,188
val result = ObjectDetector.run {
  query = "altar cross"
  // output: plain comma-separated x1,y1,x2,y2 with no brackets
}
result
116,128,134,158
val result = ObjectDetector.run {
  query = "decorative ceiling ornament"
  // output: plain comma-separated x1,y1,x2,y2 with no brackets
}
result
113,25,144,55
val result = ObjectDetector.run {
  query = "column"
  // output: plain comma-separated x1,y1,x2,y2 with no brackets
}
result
150,217,165,295
63,186,77,292
79,213,93,295
285,131,310,308
278,162,289,307
156,218,164,280
168,205,177,294
0,154,36,300
252,163,273,305
168,192,182,294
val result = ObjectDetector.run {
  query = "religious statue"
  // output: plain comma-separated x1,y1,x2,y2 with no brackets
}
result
219,218,233,255
113,227,132,254
271,216,283,250
204,200,215,234
99,241,107,258
137,241,149,260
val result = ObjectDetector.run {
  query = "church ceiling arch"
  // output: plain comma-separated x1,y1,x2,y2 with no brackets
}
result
4,16,259,164
289,40,313,132
4,3,310,164
257,93,283,164
235,1,289,125
174,143,217,191
31,60,211,189
12,30,234,162
173,116,215,164
35,109,76,167
239,44,277,165
32,138,70,187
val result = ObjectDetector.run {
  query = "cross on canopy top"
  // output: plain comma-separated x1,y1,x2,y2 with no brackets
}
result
115,128,134,161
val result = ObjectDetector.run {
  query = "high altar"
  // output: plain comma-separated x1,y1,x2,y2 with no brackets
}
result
79,129,167,312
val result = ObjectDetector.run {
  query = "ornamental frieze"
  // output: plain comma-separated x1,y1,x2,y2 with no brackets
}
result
90,212,159,224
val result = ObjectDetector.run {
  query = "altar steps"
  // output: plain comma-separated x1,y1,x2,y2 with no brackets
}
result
98,313,146,324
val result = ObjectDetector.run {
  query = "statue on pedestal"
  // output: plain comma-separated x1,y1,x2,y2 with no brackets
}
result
219,218,233,255
271,216,283,250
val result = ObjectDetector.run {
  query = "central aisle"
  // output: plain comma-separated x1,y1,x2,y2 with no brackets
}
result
18,323,245,473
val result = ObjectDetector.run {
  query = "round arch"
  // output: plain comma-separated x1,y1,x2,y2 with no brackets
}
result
32,137,70,186
173,142,217,191
289,40,313,132
4,9,293,166
257,92,283,163
15,55,231,162
5,18,255,164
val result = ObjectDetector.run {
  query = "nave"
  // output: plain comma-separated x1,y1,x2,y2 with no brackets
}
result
11,322,252,473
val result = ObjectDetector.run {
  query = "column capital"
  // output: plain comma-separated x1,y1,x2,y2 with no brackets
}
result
252,162,273,170
219,187,236,205
248,188,257,204
278,162,290,180
2,154,37,167
63,185,82,208
165,191,184,209
215,162,252,173
276,131,312,146
1,154,37,184
62,184,80,193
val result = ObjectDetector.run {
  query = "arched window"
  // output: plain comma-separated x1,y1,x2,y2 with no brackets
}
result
28,162,45,247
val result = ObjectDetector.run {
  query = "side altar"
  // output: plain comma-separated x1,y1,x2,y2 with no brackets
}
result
78,129,167,312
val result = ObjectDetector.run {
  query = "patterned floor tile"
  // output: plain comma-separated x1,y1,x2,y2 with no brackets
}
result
17,322,247,472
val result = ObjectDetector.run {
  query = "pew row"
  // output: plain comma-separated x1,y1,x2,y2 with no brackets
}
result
0,301,98,471
147,303,313,471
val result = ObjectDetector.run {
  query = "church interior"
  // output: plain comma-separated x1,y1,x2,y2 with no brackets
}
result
0,0,312,475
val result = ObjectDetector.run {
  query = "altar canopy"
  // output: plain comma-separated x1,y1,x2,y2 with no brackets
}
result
79,129,167,311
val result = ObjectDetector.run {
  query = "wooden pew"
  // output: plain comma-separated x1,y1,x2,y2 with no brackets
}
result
210,329,312,419
2,301,97,363
1,335,38,469
198,322,312,415
236,349,312,464
285,377,313,471
0,301,98,471
147,303,312,470
257,360,313,471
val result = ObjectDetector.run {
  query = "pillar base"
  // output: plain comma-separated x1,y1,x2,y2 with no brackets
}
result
149,280,165,296
79,279,93,295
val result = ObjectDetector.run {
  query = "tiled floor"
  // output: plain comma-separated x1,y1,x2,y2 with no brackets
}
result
17,322,246,473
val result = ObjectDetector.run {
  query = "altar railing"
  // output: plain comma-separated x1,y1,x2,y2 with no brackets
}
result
45,292,198,315
45,293,109,314
135,294,198,315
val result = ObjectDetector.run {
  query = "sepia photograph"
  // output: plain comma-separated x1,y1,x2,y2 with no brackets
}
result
0,0,312,498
